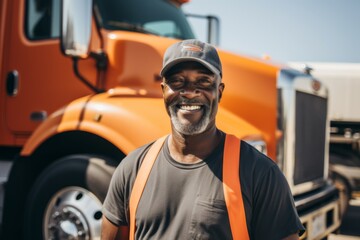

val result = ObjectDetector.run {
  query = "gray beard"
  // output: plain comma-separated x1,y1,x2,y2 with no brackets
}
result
169,105,211,135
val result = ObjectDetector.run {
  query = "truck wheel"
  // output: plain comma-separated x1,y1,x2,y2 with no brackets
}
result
23,155,117,240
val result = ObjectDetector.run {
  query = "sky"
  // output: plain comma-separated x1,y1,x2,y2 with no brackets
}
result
183,0,360,64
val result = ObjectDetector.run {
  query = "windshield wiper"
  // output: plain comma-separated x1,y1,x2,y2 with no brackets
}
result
106,21,160,36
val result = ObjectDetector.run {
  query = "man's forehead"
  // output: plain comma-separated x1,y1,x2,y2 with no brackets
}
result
166,61,214,77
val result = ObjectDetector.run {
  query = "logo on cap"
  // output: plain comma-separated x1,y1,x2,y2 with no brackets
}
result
182,44,202,52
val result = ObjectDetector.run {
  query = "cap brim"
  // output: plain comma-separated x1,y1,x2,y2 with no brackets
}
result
160,57,221,78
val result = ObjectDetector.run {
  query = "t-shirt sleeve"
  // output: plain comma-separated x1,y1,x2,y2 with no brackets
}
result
251,162,305,240
102,143,152,226
102,160,129,226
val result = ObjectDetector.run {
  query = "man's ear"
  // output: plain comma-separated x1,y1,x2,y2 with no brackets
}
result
218,82,225,102
161,81,165,94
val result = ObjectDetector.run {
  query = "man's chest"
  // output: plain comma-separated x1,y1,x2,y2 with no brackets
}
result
134,157,232,239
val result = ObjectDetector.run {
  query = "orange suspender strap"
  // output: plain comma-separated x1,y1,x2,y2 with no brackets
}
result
223,134,250,240
128,134,249,240
128,135,167,240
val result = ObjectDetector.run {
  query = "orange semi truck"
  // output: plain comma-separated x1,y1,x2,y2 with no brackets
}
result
0,0,341,239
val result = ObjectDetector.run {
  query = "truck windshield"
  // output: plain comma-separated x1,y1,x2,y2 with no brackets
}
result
94,0,195,40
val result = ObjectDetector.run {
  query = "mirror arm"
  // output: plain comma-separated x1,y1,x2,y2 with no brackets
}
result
72,58,103,93
90,51,108,71
93,7,105,49
207,15,220,45
90,50,108,92
185,13,220,45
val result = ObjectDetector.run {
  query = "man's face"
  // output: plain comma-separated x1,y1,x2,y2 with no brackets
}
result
161,62,224,135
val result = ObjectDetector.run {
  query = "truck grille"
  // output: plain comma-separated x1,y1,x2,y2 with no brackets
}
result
294,91,328,185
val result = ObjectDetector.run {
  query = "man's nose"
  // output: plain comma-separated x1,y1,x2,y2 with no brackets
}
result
179,83,200,98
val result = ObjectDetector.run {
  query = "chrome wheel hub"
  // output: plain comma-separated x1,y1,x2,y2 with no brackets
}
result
44,187,103,240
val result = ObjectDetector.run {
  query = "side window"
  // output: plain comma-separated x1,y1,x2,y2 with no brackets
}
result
26,0,60,39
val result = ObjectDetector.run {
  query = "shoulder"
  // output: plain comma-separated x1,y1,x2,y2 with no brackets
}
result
240,140,278,176
107,140,158,203
110,140,158,188
116,141,155,174
239,140,288,200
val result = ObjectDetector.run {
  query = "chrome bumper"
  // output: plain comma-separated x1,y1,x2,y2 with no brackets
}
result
295,184,341,240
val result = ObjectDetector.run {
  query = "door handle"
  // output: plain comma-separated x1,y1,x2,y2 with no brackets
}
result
6,70,19,96
30,111,48,122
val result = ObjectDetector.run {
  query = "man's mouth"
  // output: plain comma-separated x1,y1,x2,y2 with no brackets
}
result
177,104,203,112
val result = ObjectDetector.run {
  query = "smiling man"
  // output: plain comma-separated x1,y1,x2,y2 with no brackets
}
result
101,39,304,240
163,60,221,136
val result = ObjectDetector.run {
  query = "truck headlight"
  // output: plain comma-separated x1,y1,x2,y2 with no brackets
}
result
243,138,267,155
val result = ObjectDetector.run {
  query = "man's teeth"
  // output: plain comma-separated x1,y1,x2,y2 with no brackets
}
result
180,105,201,110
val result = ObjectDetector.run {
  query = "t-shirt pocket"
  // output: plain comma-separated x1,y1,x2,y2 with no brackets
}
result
188,197,231,240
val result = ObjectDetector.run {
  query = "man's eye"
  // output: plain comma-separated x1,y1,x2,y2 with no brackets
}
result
167,79,184,88
198,78,213,87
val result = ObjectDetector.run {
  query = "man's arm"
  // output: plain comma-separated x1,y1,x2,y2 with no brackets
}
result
101,216,130,240
101,216,119,240
101,216,129,240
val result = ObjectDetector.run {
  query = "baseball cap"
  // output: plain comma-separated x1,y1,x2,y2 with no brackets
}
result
160,39,222,78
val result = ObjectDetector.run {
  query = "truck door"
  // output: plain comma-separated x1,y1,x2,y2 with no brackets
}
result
3,0,91,139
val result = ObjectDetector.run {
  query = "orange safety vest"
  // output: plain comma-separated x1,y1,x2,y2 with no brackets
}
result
129,134,249,240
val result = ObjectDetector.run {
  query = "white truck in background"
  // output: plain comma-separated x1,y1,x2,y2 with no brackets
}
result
290,62,360,216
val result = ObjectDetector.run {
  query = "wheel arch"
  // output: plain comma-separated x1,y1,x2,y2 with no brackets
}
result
2,130,125,239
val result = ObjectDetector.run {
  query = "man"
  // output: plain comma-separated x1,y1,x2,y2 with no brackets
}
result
101,39,305,239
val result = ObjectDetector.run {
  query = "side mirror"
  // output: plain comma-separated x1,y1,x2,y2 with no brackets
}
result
60,0,93,58
186,14,220,46
207,15,220,46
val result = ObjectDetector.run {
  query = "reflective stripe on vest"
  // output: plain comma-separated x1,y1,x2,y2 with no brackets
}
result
129,134,249,240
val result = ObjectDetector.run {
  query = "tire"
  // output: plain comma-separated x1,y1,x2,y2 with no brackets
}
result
23,155,117,240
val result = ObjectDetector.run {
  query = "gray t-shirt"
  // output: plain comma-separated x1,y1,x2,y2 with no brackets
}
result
103,135,304,240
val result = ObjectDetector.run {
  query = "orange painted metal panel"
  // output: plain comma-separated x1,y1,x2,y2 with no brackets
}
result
219,51,280,159
21,88,263,157
3,1,280,160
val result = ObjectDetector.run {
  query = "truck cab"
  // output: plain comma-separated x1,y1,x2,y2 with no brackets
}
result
0,0,341,239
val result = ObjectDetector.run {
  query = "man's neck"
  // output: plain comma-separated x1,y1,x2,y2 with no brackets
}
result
168,127,224,164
